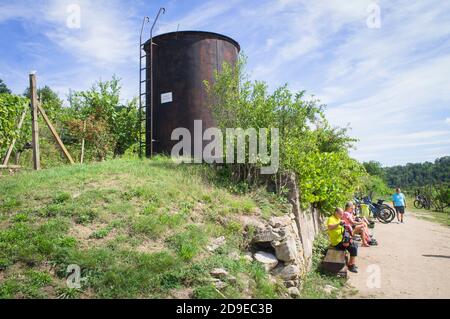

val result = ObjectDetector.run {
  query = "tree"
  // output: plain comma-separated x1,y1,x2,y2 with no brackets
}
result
23,86,64,122
65,116,115,162
363,161,386,179
112,98,140,156
66,76,139,161
384,157,450,189
360,175,391,197
0,79,11,94
205,56,365,212
433,184,450,212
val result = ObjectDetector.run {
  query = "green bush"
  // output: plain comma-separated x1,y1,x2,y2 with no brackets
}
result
0,93,29,152
205,56,364,211
168,226,208,261
53,193,72,204
360,175,391,197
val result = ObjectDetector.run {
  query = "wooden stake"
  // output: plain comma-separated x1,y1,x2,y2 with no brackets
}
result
15,152,21,166
81,120,87,164
2,106,27,166
30,73,41,170
37,103,75,164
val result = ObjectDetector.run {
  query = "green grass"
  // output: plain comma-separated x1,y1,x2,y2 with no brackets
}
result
412,210,450,227
0,157,289,299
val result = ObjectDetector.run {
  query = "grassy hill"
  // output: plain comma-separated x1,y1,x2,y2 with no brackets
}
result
0,157,293,299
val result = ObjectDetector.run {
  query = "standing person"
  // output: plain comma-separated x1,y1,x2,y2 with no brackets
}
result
326,208,359,273
392,188,407,223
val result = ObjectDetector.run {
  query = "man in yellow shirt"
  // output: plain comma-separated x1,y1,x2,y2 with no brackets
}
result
326,208,359,273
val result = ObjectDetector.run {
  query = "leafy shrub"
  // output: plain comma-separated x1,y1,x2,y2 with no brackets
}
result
360,175,391,197
66,77,139,161
53,193,72,204
74,209,98,225
0,93,29,151
413,184,450,212
12,213,29,223
90,227,113,239
205,56,364,211
294,151,364,213
168,226,208,261
311,233,330,269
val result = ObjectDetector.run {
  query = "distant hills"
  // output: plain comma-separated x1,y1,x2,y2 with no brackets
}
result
364,156,450,189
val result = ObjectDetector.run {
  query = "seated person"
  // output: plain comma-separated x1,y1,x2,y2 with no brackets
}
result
326,208,359,273
354,207,371,226
343,202,377,247
356,214,373,229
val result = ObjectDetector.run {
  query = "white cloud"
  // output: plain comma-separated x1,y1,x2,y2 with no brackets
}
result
157,0,242,34
43,0,137,66
1,1,137,66
249,0,373,80
445,118,450,125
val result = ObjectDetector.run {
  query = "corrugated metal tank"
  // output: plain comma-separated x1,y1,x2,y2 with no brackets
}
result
144,31,240,157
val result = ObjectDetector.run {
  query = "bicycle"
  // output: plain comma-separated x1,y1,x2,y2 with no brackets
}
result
360,196,396,224
414,194,432,210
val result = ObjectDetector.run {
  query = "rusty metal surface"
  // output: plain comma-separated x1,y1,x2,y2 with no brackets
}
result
144,31,240,156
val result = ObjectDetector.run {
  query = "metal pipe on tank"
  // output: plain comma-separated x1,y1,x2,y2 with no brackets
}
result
139,16,149,159
149,7,166,158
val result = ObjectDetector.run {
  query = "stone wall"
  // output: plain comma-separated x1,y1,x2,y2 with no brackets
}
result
248,173,324,291
285,172,323,270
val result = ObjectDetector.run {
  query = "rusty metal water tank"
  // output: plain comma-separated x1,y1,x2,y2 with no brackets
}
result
144,31,240,157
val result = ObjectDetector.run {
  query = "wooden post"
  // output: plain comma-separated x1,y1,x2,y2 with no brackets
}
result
81,120,86,164
15,152,21,166
37,103,75,164
30,72,41,170
2,107,27,166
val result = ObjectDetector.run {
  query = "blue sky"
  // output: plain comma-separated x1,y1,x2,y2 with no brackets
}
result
1,0,449,166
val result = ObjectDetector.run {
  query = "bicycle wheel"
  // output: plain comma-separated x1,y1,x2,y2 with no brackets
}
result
377,207,393,224
384,206,396,223
414,200,423,209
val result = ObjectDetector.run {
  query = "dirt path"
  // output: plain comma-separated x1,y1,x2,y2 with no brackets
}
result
348,212,450,299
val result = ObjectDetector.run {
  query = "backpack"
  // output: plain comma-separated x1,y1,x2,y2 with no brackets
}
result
341,225,353,245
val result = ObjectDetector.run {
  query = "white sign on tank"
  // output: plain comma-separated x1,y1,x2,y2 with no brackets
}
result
161,92,173,104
